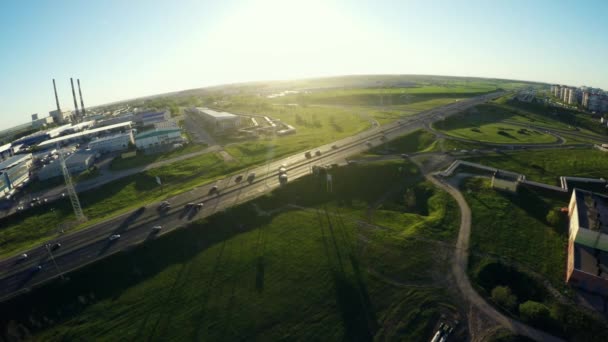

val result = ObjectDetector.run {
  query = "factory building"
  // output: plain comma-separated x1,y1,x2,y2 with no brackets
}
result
0,154,33,199
135,110,171,127
191,107,242,133
0,144,13,161
49,109,72,124
134,128,183,151
88,131,134,153
95,113,134,128
566,189,608,296
37,151,96,181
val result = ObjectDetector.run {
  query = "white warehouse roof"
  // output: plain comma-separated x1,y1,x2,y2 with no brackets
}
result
196,107,238,119
38,122,133,147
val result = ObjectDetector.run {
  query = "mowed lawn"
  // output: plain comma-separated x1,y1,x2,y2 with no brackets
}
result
368,129,437,155
462,178,567,286
439,122,557,144
465,149,608,185
1,161,460,341
225,105,370,165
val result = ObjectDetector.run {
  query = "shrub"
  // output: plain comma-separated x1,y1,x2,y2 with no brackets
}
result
491,286,518,312
519,301,550,325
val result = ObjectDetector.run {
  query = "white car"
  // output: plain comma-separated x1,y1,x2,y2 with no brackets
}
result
152,225,162,231
20,253,28,260
109,234,121,241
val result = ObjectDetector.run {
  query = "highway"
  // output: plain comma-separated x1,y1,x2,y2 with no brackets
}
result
0,91,503,302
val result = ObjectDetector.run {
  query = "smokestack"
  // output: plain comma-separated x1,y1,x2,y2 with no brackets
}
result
70,77,79,123
77,79,86,117
53,79,61,113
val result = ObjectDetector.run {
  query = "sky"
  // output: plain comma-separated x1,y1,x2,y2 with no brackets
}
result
1,0,607,130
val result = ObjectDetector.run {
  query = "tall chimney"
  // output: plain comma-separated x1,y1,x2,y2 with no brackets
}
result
77,79,86,117
53,79,61,113
70,77,79,123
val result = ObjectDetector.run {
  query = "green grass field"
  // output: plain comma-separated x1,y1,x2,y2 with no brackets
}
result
109,143,209,171
466,149,608,185
367,129,437,155
0,160,461,341
434,100,607,145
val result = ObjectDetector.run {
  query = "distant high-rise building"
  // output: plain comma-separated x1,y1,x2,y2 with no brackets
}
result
31,113,38,121
567,88,577,105
582,91,590,108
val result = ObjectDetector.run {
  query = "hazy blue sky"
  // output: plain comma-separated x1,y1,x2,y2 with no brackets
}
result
1,0,607,129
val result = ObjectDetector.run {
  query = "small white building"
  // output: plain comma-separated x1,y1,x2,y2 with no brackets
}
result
88,132,134,153
134,128,183,150
0,154,33,199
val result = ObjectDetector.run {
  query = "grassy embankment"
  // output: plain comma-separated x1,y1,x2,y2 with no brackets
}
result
0,160,461,341
466,149,608,186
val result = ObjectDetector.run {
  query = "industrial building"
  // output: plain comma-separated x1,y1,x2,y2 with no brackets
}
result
95,113,133,128
135,110,171,127
88,131,134,153
190,107,242,133
134,128,183,151
566,189,608,296
37,122,133,149
0,144,13,160
0,154,33,199
154,118,178,129
37,151,96,181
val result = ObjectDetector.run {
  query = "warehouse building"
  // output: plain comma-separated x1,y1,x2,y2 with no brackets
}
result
190,107,242,133
37,122,133,150
566,189,608,296
0,154,33,199
95,113,133,128
153,118,178,129
37,151,96,181
134,128,183,151
88,131,134,153
135,110,171,127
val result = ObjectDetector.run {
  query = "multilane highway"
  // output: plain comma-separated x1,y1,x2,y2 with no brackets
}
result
0,91,503,302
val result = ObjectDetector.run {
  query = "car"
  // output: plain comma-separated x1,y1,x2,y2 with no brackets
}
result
331,144,339,150
209,185,219,194
235,175,243,183
278,167,287,174
366,141,372,146
34,265,43,271
50,243,61,251
315,150,322,156
186,202,195,207
304,151,312,158
20,253,28,260
152,225,162,231
380,135,387,141
109,234,121,241
247,173,256,183
401,153,408,158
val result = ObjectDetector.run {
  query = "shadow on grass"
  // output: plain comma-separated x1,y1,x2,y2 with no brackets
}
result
0,204,274,336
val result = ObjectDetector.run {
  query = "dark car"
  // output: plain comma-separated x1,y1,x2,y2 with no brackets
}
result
235,175,243,183
304,151,312,158
51,243,61,251
209,185,219,194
